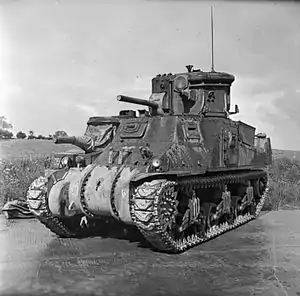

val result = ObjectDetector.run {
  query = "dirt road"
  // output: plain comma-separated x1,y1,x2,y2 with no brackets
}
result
1,211,300,296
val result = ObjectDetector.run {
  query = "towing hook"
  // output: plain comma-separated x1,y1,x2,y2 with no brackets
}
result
80,216,89,228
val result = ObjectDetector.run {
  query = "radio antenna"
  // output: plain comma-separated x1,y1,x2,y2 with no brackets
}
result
210,6,215,72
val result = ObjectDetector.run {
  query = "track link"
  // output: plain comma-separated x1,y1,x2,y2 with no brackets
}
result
130,170,269,253
27,170,268,253
26,176,98,238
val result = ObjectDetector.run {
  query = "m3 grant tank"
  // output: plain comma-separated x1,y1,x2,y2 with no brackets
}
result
27,64,272,253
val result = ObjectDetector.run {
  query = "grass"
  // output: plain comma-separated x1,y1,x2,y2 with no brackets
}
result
0,138,80,160
264,157,300,211
1,139,300,211
0,155,52,206
0,139,79,207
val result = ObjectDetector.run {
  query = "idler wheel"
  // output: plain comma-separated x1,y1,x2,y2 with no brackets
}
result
253,177,266,199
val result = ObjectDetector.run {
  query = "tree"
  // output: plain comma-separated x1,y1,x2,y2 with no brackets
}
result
0,116,13,130
0,129,13,139
36,134,46,140
0,116,13,139
16,131,27,139
28,130,35,139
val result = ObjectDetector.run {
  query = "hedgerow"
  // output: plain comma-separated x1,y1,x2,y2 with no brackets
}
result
1,155,300,211
0,156,52,207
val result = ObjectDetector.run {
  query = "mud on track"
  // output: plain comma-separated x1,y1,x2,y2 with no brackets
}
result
1,210,300,296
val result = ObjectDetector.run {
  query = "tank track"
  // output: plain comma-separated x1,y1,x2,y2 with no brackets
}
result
26,176,99,238
130,170,269,253
27,170,268,253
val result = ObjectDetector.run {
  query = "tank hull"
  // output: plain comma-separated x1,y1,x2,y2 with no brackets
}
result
26,75,272,253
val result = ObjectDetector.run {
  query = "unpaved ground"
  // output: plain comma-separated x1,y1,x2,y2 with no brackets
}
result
0,211,300,296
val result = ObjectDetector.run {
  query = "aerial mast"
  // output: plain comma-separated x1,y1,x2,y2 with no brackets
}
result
210,6,215,72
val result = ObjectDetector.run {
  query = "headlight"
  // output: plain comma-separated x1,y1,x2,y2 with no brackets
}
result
174,75,188,91
151,158,161,168
61,156,70,167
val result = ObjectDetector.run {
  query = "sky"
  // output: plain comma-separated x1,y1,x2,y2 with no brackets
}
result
0,0,299,150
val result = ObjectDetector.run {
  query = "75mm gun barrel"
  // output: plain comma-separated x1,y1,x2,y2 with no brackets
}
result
117,95,158,109
54,135,94,153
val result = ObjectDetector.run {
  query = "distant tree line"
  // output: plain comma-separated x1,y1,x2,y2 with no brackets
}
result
0,116,13,139
0,116,68,140
24,130,68,140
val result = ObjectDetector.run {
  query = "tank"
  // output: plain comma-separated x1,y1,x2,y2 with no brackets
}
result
26,63,272,253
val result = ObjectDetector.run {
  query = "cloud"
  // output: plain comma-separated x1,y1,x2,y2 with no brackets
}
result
121,76,152,97
1,0,300,149
229,74,289,146
0,0,21,6
271,91,300,126
257,91,300,149
75,104,98,116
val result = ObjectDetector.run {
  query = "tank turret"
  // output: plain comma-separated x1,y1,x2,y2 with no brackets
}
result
150,66,238,116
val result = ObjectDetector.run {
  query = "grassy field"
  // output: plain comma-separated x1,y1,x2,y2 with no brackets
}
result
272,149,300,162
0,138,83,160
1,139,300,212
0,139,82,207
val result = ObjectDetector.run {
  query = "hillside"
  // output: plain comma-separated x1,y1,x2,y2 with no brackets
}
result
0,139,83,160
1,139,300,211
272,149,300,162
1,139,300,161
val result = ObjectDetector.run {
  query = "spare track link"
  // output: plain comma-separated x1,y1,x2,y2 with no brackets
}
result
130,170,269,253
27,176,96,238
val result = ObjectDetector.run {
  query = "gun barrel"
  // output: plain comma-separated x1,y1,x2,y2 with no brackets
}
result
54,136,94,153
53,136,76,145
117,95,158,109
